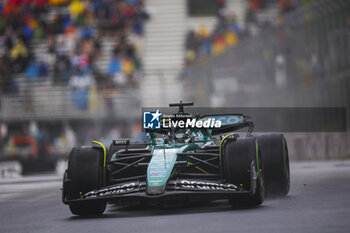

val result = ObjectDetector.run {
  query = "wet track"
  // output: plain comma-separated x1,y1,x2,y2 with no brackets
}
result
1,161,350,233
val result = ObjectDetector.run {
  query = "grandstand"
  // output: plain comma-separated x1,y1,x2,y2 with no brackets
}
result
0,0,149,165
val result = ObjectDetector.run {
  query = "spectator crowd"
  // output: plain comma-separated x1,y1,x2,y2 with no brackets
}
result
185,0,314,66
185,4,242,66
0,0,149,98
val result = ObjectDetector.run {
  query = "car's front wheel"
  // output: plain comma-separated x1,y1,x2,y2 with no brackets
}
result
64,146,106,216
222,137,264,207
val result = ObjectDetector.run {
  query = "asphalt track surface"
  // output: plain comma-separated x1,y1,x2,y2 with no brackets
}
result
0,161,350,233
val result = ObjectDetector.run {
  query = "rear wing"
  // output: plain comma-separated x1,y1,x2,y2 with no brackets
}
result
199,114,254,136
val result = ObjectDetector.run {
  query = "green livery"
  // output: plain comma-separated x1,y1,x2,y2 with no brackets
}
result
62,101,290,216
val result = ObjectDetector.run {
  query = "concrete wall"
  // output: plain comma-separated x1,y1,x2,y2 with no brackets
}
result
285,133,350,161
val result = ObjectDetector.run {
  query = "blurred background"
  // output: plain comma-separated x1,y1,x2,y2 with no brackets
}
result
0,0,349,176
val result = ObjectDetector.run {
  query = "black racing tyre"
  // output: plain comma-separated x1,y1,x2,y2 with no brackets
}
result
66,146,106,216
222,137,264,207
257,134,290,197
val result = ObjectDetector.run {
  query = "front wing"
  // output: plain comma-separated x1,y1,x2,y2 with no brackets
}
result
62,171,259,204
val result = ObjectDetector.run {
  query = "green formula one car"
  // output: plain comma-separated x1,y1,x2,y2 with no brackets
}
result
62,102,290,216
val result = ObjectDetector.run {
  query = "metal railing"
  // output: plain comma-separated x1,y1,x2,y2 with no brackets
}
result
0,85,141,122
0,67,186,121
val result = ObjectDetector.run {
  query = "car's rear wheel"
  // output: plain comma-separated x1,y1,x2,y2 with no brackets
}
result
257,134,290,197
66,146,106,216
222,137,264,207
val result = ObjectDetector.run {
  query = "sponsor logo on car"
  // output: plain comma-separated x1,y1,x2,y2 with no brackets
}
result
83,182,140,198
177,179,239,191
151,172,166,177
199,115,244,126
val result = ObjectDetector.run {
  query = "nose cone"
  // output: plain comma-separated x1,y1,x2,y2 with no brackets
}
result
147,185,167,195
146,147,178,195
147,145,189,195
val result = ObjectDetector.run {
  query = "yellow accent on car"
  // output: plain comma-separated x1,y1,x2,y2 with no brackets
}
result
92,141,107,167
188,162,209,174
219,133,237,160
170,167,177,177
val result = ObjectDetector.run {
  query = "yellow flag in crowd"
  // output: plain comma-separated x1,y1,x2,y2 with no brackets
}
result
69,0,85,16
49,0,71,6
225,31,238,47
